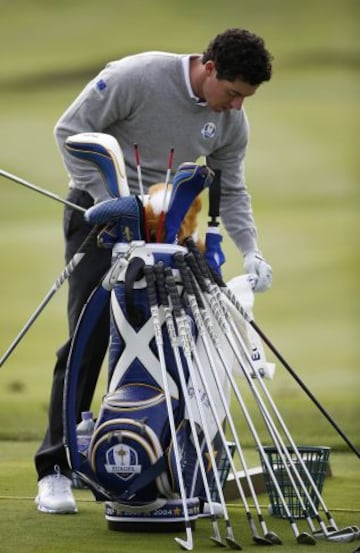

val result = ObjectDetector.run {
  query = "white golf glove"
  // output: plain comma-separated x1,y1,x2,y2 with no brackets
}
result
243,251,272,292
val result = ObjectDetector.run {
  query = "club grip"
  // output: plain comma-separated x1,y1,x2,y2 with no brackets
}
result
165,273,182,318
185,236,215,284
143,265,158,307
207,263,226,287
154,262,169,307
173,252,189,286
174,252,199,303
187,269,205,310
192,246,211,281
185,252,208,293
184,236,196,252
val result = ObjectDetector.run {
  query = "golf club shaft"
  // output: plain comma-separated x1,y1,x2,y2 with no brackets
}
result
185,237,360,460
156,147,174,243
164,271,242,549
144,267,193,551
153,263,225,545
0,226,99,367
251,320,360,459
178,268,271,544
0,169,86,213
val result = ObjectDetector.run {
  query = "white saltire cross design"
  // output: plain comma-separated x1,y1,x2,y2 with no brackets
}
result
108,294,179,399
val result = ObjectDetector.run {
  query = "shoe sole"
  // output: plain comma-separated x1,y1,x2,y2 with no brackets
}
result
36,504,78,514
35,496,78,514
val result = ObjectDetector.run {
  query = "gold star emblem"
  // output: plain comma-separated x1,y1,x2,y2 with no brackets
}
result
122,225,132,241
204,446,218,472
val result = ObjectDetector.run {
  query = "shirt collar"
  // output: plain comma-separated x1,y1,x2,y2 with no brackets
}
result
181,55,207,106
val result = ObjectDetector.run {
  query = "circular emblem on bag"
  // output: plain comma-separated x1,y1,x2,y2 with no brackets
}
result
105,443,142,481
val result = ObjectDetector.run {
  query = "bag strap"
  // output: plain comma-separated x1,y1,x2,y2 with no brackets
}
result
208,169,221,226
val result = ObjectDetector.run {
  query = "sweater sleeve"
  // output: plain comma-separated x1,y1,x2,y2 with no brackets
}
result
54,60,139,202
207,111,258,256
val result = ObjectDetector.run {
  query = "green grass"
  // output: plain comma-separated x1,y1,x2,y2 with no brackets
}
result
0,442,359,553
0,0,359,551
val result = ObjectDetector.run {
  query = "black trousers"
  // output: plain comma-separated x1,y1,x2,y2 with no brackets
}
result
34,189,112,480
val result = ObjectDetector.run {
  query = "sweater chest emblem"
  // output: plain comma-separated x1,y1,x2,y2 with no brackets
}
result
201,122,216,139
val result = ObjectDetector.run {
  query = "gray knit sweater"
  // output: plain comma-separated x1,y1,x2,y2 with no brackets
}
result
55,51,258,254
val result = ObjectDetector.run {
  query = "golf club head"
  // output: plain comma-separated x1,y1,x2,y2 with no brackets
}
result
324,526,360,543
296,532,317,545
174,531,193,551
264,531,282,545
210,537,226,547
209,517,226,547
252,535,274,546
65,132,129,197
225,536,243,550
312,525,336,537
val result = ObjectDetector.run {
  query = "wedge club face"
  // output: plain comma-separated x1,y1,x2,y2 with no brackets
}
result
264,531,282,545
210,535,227,547
174,539,193,551
225,537,243,550
174,531,193,551
252,535,275,546
209,520,226,547
296,532,317,545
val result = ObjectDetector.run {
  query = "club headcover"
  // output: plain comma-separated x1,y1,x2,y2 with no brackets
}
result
204,226,226,276
164,163,214,244
84,196,145,246
65,132,129,198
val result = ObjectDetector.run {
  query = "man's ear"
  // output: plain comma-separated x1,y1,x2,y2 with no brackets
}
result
204,60,216,76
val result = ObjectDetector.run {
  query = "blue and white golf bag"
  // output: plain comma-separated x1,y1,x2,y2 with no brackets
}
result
63,155,228,528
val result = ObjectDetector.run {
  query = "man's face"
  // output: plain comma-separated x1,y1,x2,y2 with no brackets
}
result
202,60,259,112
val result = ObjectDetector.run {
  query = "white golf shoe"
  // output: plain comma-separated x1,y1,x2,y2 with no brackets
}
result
35,467,77,514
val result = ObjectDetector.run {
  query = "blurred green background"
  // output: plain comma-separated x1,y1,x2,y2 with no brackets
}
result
0,0,359,455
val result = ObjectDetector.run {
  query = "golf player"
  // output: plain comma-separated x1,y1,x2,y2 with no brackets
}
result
35,28,274,513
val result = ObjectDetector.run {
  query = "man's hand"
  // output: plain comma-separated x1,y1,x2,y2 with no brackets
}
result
243,251,272,292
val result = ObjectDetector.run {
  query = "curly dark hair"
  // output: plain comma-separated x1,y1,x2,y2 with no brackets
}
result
202,28,273,85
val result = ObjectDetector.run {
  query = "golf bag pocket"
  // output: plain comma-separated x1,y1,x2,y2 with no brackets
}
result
88,384,181,501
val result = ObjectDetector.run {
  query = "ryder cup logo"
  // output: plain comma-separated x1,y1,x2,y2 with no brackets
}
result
201,122,216,139
105,444,142,480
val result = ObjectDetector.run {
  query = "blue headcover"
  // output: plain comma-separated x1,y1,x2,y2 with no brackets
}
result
204,227,226,276
164,163,214,244
84,196,145,246
84,197,138,225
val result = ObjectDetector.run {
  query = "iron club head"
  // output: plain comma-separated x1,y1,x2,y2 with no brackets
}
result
264,531,282,545
296,532,317,545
